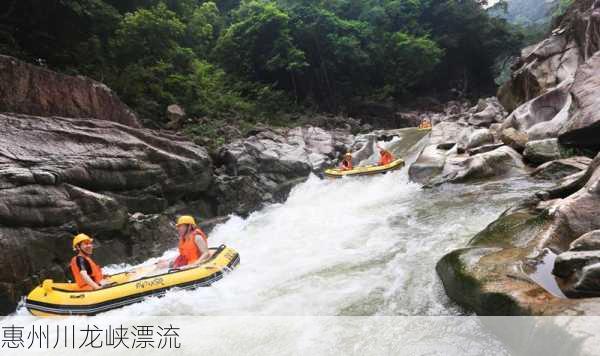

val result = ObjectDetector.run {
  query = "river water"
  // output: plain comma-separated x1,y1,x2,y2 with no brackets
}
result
8,130,556,354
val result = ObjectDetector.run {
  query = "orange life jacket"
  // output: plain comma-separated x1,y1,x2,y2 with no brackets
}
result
340,157,353,171
70,254,103,290
177,228,208,266
379,150,394,165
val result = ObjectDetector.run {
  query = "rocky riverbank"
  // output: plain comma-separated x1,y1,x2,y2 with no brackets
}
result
433,0,600,315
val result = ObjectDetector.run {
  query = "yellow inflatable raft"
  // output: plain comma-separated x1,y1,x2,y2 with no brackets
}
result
25,245,240,316
324,158,405,178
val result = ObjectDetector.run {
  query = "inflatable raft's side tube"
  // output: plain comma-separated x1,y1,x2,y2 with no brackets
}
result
25,245,240,316
324,159,405,178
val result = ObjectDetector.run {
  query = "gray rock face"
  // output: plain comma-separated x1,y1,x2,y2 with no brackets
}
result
498,35,580,112
558,53,600,150
501,85,573,141
499,5,600,144
216,126,353,215
570,230,600,251
523,139,561,165
0,55,141,128
409,144,449,184
467,97,507,127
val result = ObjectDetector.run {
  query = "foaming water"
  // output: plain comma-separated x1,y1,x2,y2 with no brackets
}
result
86,170,547,317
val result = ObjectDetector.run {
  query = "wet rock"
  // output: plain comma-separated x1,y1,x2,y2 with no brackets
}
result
523,139,561,165
466,129,495,150
569,230,600,251
212,175,266,217
0,55,140,128
531,157,592,180
553,251,600,279
500,128,528,153
408,145,448,184
574,262,600,291
432,146,526,185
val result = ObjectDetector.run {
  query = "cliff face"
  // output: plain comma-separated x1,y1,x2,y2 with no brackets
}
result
0,55,141,128
498,0,600,146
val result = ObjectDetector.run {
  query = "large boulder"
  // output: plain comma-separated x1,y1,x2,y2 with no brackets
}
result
553,251,600,278
570,230,600,251
0,55,141,128
431,146,527,185
558,52,600,149
523,138,562,165
467,97,507,127
408,145,449,184
501,85,573,141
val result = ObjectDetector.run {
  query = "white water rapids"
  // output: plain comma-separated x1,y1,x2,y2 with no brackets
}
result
8,131,557,354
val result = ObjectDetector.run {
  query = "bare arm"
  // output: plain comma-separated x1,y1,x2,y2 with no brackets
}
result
80,270,101,290
194,235,210,264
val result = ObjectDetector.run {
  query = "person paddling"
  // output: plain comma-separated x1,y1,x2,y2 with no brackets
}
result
70,234,109,291
376,144,394,166
340,152,353,171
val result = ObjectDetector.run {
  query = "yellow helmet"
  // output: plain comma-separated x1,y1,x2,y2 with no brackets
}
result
72,233,93,249
176,215,196,227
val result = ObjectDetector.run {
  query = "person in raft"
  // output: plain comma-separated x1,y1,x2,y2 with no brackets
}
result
419,118,432,129
376,144,394,166
70,233,109,290
340,152,353,171
157,215,210,269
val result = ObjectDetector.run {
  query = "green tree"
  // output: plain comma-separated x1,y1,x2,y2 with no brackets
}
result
185,1,223,57
383,32,443,95
214,1,307,95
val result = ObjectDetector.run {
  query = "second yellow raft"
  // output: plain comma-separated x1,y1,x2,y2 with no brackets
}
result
324,158,405,178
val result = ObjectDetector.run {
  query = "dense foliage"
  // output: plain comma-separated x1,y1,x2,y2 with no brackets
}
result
0,0,524,127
